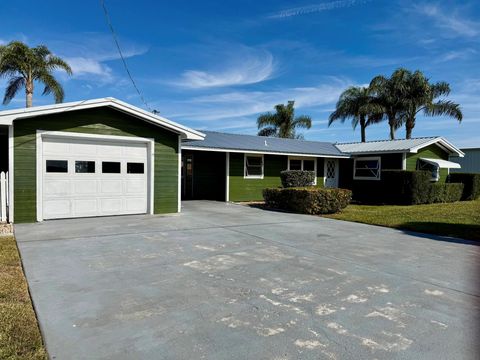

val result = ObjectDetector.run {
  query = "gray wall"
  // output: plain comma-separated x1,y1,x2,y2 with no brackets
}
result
450,148,480,174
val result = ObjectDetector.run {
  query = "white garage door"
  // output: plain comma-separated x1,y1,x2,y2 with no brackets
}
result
41,136,150,220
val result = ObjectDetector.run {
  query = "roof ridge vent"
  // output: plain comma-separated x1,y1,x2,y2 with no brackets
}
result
264,139,268,147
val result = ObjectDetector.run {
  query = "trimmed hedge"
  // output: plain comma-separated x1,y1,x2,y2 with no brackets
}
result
353,170,464,205
263,187,352,214
447,173,480,200
280,170,316,188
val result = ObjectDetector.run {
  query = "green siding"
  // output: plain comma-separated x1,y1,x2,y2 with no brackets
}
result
406,144,449,183
13,107,179,223
228,153,324,201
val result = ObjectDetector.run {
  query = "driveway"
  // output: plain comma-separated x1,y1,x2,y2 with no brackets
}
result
15,201,479,359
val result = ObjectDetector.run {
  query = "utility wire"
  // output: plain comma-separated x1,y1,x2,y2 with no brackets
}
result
99,0,152,112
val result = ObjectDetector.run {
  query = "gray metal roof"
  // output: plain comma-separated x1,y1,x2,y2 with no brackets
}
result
183,130,348,157
335,137,442,154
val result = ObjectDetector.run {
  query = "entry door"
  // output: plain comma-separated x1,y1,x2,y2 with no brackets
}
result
182,154,194,199
41,137,149,220
324,158,339,188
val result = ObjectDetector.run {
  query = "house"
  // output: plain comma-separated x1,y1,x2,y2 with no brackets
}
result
450,148,480,174
0,98,203,223
0,98,465,223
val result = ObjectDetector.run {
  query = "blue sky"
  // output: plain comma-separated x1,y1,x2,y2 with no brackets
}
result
1,0,479,146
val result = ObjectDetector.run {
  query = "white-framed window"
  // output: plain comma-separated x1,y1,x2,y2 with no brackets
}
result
417,159,440,182
244,154,264,179
353,157,381,180
287,157,317,185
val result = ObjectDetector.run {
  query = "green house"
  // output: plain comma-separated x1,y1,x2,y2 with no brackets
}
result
0,98,465,223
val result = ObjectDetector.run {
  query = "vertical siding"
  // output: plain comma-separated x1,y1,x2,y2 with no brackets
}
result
13,107,179,223
450,149,480,174
406,144,449,183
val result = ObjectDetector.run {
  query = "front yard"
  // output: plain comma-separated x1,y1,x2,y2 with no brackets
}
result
0,236,46,359
324,200,480,241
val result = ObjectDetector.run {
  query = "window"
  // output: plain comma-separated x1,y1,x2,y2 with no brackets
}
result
417,159,439,182
46,160,68,173
288,157,317,184
75,161,95,173
353,157,381,180
127,162,144,174
244,154,264,179
102,161,121,173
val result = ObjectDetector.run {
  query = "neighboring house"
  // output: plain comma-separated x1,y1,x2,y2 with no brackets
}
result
0,98,466,223
450,148,480,174
0,98,203,223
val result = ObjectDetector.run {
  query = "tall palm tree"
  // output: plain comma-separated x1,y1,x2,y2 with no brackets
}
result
328,86,383,142
400,71,462,139
257,100,312,139
0,41,72,107
369,68,411,140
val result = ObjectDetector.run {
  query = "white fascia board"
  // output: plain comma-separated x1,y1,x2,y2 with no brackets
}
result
410,137,464,157
181,145,350,158
0,97,205,140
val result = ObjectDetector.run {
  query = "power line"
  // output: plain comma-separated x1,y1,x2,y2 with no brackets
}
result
99,0,152,112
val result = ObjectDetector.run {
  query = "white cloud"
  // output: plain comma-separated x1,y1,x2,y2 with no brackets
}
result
436,48,477,63
173,48,275,89
164,77,353,121
413,4,479,37
64,57,113,81
269,0,370,19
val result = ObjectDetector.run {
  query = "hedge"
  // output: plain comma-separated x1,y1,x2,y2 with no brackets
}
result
427,183,464,203
263,187,352,214
280,170,316,188
447,173,480,200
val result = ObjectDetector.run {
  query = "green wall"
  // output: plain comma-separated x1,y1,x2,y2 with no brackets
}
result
13,107,179,223
406,144,449,183
228,153,324,201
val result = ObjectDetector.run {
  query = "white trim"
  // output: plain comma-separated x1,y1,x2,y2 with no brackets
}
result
35,130,155,221
182,145,349,159
353,156,381,181
225,152,230,202
8,125,13,223
244,153,264,179
418,157,461,169
177,135,181,212
410,137,464,157
287,156,317,185
0,97,204,140
402,152,407,170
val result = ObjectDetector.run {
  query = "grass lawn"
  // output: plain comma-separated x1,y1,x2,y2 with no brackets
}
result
0,236,47,359
324,200,480,241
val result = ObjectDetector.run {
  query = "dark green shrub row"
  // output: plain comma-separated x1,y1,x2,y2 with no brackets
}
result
447,173,480,200
263,187,352,214
353,170,464,205
280,170,316,188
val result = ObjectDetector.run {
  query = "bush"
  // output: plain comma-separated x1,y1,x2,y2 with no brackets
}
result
280,170,316,188
427,183,464,203
263,187,352,214
447,173,480,200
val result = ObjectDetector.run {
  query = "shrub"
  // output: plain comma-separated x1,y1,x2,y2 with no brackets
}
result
447,173,480,200
428,183,464,203
263,187,352,214
280,170,316,188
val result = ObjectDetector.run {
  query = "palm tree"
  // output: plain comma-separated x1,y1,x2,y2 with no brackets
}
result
328,86,383,142
257,100,312,139
369,68,411,140
0,41,72,107
400,71,462,139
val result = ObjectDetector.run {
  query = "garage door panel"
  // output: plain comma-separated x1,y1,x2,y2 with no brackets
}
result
41,137,149,220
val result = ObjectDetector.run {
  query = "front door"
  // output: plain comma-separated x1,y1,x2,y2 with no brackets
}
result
324,158,339,188
182,154,194,199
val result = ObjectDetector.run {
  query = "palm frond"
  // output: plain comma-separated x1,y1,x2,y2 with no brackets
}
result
257,126,277,137
425,100,463,122
257,113,278,128
38,72,65,103
2,76,25,105
292,115,312,129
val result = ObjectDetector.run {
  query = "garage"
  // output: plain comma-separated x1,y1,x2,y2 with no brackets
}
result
38,133,153,220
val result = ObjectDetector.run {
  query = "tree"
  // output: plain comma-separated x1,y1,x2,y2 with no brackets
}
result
257,100,312,139
328,86,383,142
400,71,462,139
0,41,72,107
369,68,411,140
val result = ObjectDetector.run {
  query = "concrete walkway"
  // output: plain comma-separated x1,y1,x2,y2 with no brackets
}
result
15,201,480,359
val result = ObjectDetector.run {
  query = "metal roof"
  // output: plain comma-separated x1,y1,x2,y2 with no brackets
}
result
183,130,348,157
0,98,205,140
335,137,464,156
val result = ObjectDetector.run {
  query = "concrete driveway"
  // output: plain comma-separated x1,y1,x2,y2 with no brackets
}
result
15,201,480,359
